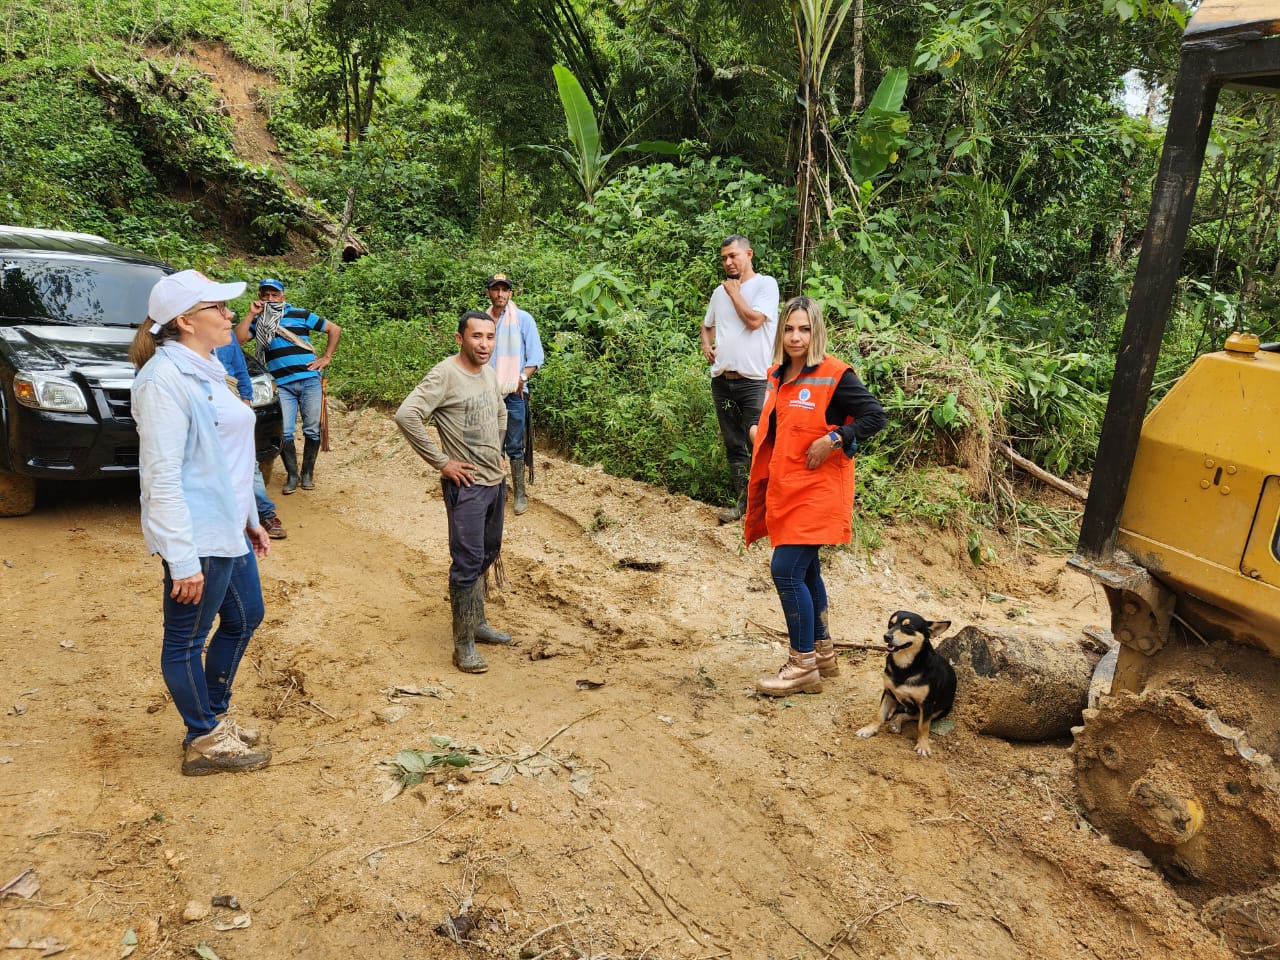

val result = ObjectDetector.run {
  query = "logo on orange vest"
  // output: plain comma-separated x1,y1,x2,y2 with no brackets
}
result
788,387,816,410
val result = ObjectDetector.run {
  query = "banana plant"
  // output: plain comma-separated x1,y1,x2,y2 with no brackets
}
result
846,67,911,187
530,65,679,203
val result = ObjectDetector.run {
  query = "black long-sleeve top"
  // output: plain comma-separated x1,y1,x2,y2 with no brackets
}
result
764,363,886,455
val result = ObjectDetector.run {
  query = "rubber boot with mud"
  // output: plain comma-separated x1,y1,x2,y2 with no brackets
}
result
511,457,528,515
471,580,513,645
280,442,300,495
450,583,488,673
814,609,840,678
300,437,320,490
717,462,748,524
756,649,823,697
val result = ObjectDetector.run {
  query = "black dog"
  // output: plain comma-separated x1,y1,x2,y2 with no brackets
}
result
856,611,956,757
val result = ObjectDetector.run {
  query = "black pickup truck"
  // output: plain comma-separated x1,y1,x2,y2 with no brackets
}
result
0,226,282,516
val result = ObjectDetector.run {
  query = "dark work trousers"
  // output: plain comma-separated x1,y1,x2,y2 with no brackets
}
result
442,479,506,588
711,374,767,501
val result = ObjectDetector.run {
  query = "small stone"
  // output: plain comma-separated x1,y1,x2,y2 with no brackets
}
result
373,705,410,724
182,900,209,922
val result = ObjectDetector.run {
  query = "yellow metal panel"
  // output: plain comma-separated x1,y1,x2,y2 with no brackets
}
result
1118,348,1280,644
1242,475,1280,587
1187,0,1280,39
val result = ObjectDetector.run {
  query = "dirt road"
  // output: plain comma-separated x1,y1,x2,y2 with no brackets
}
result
0,407,1231,959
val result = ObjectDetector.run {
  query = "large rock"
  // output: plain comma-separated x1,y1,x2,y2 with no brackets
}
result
936,624,1106,741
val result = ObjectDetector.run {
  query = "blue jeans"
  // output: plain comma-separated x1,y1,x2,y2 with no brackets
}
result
770,545,829,654
161,550,264,743
252,464,275,520
278,377,323,442
442,480,506,588
503,393,528,459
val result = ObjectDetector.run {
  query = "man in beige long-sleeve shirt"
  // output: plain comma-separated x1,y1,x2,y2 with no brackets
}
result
395,310,510,674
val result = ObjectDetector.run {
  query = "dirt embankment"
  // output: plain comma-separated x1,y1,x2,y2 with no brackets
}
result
0,406,1234,959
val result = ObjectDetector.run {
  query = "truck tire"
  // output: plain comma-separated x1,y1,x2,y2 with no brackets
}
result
0,469,36,516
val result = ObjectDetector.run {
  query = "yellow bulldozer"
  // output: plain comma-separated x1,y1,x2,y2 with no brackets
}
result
1068,0,1280,906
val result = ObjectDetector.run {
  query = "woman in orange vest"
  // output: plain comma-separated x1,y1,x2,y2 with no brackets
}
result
744,296,886,696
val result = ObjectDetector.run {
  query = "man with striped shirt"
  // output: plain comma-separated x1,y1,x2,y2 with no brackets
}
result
236,279,342,494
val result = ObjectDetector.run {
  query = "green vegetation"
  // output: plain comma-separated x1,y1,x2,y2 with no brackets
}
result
4,0,1278,552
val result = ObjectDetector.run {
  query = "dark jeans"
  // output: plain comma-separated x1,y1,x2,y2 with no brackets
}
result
442,480,506,588
161,550,264,743
770,544,829,654
503,393,528,459
711,375,766,496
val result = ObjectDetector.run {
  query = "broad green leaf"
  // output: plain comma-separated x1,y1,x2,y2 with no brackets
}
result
394,750,428,774
552,65,602,197
867,67,908,114
617,140,681,156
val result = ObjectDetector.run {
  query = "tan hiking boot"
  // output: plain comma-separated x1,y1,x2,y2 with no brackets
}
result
216,712,261,746
756,650,823,697
814,638,840,678
182,722,271,776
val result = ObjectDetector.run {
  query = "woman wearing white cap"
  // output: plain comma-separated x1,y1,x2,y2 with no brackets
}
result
129,269,272,776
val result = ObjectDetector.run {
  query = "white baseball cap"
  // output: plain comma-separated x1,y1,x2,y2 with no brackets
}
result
147,269,247,333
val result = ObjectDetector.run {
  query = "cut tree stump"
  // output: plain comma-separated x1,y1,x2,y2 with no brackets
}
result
936,624,1106,741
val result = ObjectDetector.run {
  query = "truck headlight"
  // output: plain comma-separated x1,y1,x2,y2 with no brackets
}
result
249,372,276,408
13,372,89,413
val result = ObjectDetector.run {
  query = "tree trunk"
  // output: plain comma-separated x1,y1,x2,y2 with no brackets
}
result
850,0,865,112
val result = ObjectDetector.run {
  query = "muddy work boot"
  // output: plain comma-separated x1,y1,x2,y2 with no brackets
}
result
181,722,271,776
300,437,321,490
450,583,489,674
511,457,528,515
814,610,840,678
470,581,513,645
717,463,748,524
756,649,823,697
280,443,300,495
216,712,262,746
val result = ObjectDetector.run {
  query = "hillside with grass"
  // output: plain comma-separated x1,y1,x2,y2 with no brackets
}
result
3,0,1278,553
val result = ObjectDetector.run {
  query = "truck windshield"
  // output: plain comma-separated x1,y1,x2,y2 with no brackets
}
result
0,255,166,328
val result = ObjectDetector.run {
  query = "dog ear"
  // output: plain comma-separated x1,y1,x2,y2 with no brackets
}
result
926,620,952,637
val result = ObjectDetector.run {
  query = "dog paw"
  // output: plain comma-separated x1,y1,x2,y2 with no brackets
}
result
914,742,932,757
887,717,904,734
856,725,879,739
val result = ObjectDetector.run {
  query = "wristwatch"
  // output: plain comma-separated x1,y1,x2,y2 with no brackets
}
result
828,430,842,449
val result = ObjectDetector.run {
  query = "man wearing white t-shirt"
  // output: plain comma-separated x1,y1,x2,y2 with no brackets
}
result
700,234,780,523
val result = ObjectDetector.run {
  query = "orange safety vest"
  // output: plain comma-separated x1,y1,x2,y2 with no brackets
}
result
743,355,856,548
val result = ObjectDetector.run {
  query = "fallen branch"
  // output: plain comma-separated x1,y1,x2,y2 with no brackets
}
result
534,709,601,754
610,840,723,949
359,806,469,862
832,640,886,651
514,918,587,955
249,844,346,906
824,894,959,958
300,699,337,720
745,618,787,638
996,441,1088,502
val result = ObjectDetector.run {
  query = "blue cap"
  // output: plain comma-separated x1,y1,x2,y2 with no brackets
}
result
258,278,285,293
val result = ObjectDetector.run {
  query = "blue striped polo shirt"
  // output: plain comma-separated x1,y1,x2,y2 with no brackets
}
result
251,304,328,386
